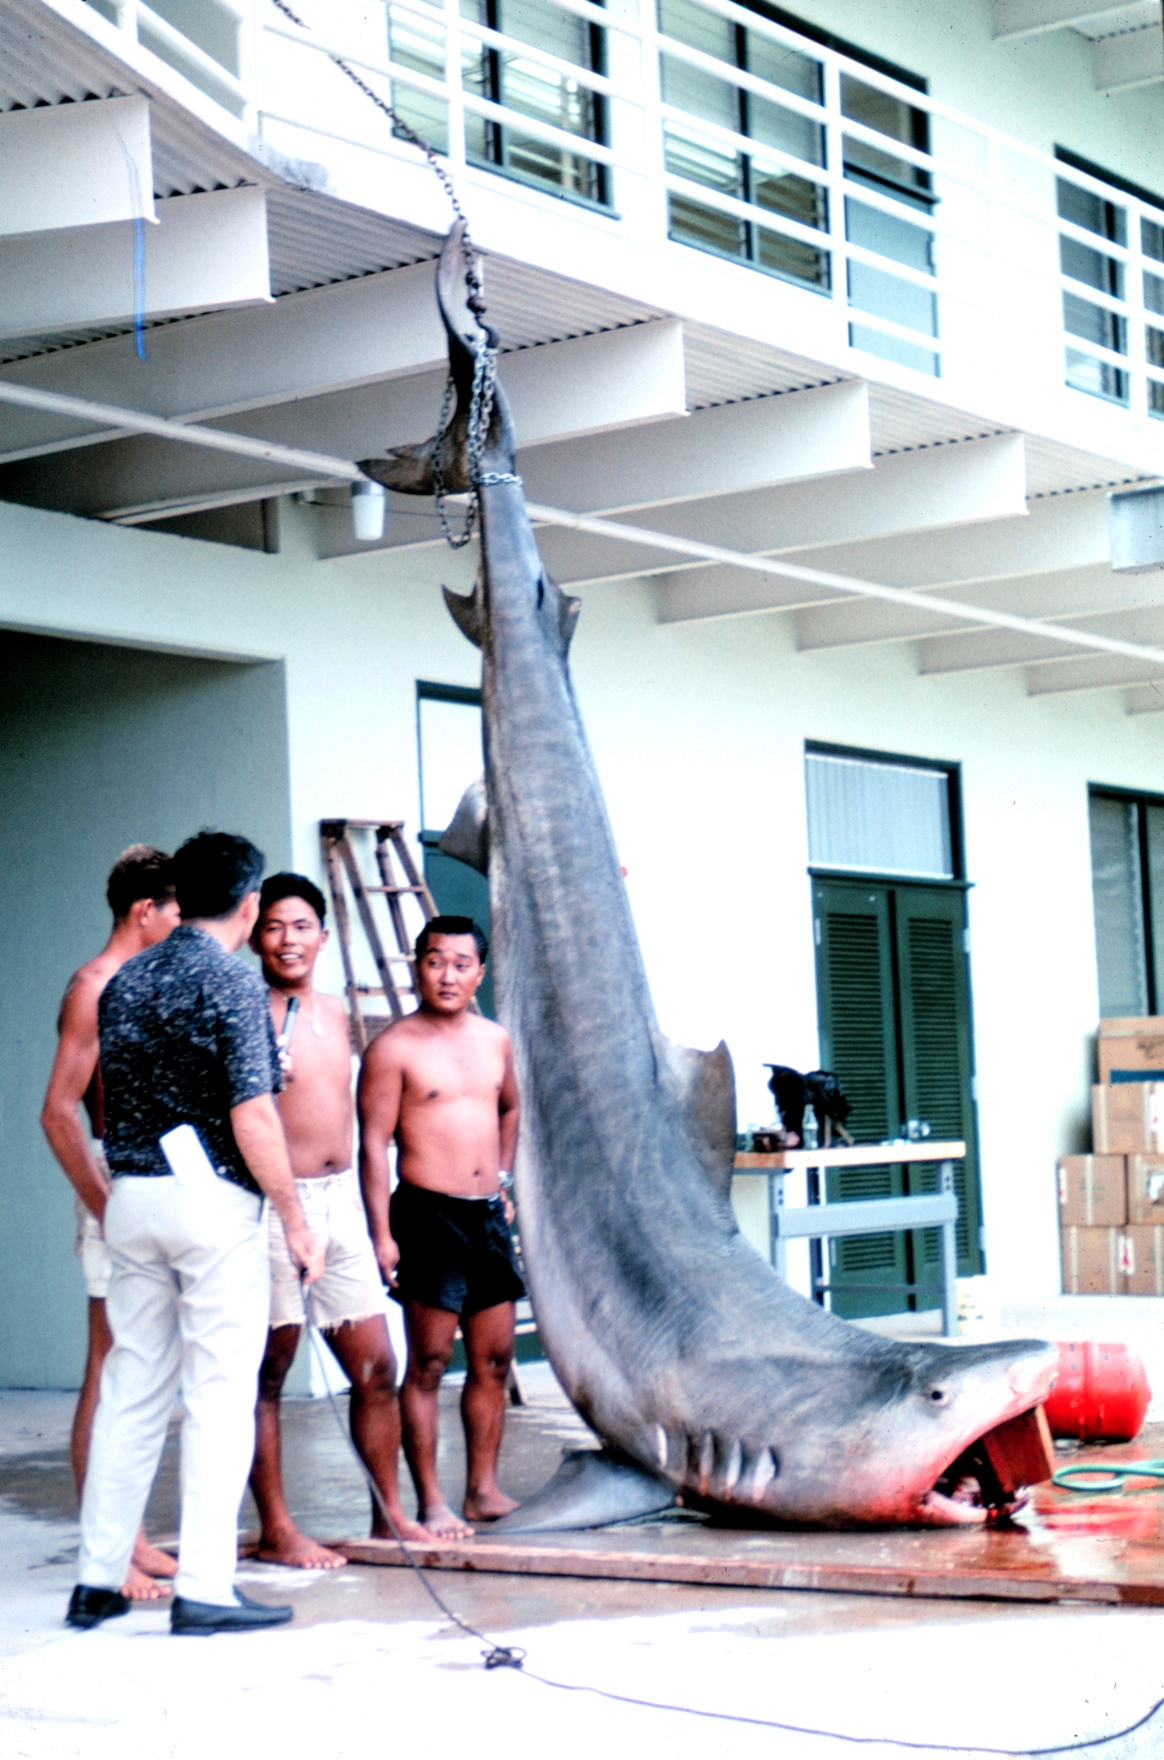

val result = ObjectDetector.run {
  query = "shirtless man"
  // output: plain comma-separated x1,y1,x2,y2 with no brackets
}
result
249,873,432,1568
359,915,522,1537
40,845,182,1600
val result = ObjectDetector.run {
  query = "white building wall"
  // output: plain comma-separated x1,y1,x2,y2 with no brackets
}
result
4,495,1164,1342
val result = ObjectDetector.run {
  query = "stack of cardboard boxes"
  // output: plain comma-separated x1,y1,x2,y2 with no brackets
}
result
1059,1018,1164,1295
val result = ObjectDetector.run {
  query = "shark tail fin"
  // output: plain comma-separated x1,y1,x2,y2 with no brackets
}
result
650,1025,737,1200
360,222,515,498
438,776,489,874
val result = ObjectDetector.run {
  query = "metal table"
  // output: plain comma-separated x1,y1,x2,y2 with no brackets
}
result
733,1141,966,1338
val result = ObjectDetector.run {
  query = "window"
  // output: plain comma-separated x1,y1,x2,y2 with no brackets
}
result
1089,788,1164,1016
658,3,938,373
460,0,610,207
805,747,956,879
841,73,938,376
1056,149,1164,418
659,0,829,291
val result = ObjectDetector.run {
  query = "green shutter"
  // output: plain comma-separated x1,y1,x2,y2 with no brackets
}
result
812,877,984,1317
895,888,982,1274
813,881,909,1317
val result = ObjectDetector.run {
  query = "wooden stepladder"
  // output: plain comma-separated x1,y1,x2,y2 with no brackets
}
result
319,818,437,1054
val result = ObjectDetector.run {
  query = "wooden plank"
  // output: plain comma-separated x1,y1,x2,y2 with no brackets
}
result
330,1531,1161,1605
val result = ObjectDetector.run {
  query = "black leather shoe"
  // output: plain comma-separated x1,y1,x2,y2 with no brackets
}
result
66,1585,130,1629
171,1589,294,1635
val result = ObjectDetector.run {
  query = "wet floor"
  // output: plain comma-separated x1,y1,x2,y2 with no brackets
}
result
5,1380,1164,1757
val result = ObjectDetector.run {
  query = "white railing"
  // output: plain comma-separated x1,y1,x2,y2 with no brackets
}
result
82,0,1164,431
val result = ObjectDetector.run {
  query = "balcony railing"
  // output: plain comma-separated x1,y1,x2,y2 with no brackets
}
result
82,0,1164,431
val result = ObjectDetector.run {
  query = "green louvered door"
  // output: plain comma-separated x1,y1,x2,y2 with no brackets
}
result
896,886,982,1287
813,878,982,1319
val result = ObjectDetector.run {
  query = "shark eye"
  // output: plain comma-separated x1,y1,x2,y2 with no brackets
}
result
928,1387,949,1404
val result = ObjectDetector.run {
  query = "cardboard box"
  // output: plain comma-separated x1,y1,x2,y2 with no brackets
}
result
1092,1083,1164,1154
1098,1017,1164,1084
1123,1225,1164,1296
1060,1225,1126,1295
1127,1155,1164,1225
1057,1155,1127,1226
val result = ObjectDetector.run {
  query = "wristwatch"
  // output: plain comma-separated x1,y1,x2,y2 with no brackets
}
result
498,1170,514,1191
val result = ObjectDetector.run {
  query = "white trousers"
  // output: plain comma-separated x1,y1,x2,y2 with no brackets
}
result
78,1174,269,1606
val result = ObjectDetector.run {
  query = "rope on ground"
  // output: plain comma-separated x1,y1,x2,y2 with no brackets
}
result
1054,1459,1164,1494
301,1308,1162,1754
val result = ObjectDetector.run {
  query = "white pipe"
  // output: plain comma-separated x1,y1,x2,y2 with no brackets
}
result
0,381,365,483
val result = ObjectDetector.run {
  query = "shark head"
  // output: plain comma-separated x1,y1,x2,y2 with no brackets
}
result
647,1334,1059,1527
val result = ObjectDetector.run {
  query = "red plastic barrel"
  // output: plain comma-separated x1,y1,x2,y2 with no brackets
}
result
1042,1341,1151,1442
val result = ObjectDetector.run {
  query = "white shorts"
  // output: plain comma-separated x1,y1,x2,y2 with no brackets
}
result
268,1168,388,1332
74,1151,113,1301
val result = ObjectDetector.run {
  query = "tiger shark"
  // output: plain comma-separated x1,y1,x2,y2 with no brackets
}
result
360,225,1057,1531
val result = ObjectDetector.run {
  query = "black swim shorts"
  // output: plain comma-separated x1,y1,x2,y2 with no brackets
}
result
389,1181,525,1317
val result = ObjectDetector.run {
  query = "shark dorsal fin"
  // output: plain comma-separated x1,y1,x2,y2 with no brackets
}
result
443,582,485,650
438,776,489,875
649,1025,737,1199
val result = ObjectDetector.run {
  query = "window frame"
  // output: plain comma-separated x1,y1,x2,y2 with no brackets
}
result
805,739,966,887
1088,782,1164,1017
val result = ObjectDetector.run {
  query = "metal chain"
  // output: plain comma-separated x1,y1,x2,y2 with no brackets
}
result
266,0,517,546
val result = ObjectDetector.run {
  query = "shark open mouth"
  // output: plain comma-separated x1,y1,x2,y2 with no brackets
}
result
922,1406,1055,1525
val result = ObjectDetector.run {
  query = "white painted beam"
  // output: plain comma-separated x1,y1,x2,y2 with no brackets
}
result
316,379,873,558
0,260,446,462
502,321,686,447
0,298,683,474
992,0,1145,38
795,564,1144,652
0,96,154,237
517,381,870,514
1095,23,1164,91
1,322,692,520
589,432,1031,605
778,488,1109,586
916,604,1164,674
1027,655,1164,694
1126,681,1164,711
0,189,271,342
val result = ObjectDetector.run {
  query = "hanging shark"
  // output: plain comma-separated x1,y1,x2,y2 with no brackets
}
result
359,225,1057,1531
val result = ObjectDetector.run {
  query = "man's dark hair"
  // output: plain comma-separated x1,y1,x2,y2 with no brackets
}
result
173,831,265,921
259,872,327,926
415,915,488,964
106,845,175,920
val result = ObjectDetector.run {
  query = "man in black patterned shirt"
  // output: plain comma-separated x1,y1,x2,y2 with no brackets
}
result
68,832,325,1636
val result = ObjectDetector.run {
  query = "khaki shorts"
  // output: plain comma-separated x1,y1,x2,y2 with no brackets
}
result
268,1168,388,1332
74,1149,113,1300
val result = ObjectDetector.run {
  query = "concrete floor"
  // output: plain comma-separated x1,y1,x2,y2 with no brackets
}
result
3,1366,1164,1757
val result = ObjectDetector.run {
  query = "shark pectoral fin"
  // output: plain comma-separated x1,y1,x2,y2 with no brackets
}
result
359,445,439,498
439,777,489,874
488,1449,677,1534
443,583,486,649
650,1026,738,1199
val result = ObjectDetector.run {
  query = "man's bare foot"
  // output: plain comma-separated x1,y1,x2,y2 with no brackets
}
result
255,1527,347,1569
464,1488,520,1523
121,1561,172,1600
417,1500,475,1540
131,1537,178,1580
371,1513,436,1544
